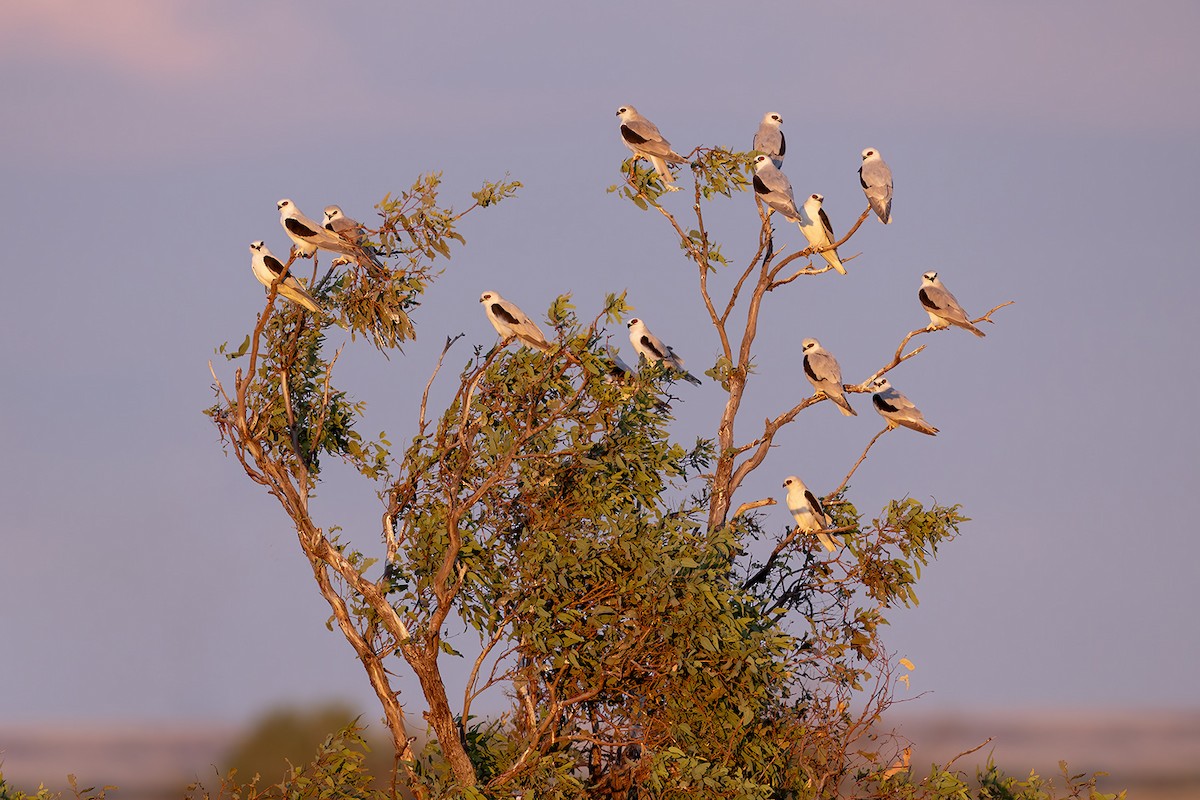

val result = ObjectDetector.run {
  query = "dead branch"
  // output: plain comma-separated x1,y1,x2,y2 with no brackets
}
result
828,428,891,499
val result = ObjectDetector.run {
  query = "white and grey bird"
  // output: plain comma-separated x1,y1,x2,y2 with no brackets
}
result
782,475,836,552
627,318,702,385
324,204,385,269
480,291,551,352
753,112,786,168
919,271,986,338
277,198,362,260
616,105,689,191
249,241,322,314
605,344,636,381
323,205,365,240
752,154,802,222
801,338,855,417
870,377,938,436
797,193,846,275
859,148,893,224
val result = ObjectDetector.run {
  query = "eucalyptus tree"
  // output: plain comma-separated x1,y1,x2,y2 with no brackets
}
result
208,141,1015,799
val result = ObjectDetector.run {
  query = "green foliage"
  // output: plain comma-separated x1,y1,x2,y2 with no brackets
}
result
183,723,389,800
206,149,1114,800
0,770,114,800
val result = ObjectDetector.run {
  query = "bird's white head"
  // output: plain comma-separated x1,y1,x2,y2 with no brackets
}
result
922,271,938,284
277,198,294,212
752,154,775,172
763,112,782,126
807,193,823,204
480,291,497,304
250,241,265,252
626,318,641,329
324,205,344,222
782,475,805,491
871,377,892,392
616,105,636,119
801,338,819,352
861,148,879,161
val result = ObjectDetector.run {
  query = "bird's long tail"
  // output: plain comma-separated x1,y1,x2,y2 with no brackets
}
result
280,284,323,315
964,321,987,338
816,531,837,552
831,393,857,417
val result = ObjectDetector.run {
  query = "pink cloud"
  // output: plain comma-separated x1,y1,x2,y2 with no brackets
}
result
2,1,217,80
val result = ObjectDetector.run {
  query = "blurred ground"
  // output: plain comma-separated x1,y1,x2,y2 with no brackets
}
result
2,708,1197,799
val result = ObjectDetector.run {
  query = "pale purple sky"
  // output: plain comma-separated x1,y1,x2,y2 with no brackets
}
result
1,1,1197,724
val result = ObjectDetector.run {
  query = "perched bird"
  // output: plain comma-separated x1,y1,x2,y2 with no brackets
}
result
752,154,802,222
801,338,856,416
859,148,893,224
783,475,836,552
797,193,846,275
627,318,702,385
277,199,363,260
480,291,551,352
324,204,385,269
919,271,986,337
870,377,938,436
249,241,322,314
753,112,786,168
323,205,366,240
616,105,689,191
605,344,636,381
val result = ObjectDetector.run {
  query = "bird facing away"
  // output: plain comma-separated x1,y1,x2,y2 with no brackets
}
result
605,344,636,381
616,105,689,191
249,241,322,314
752,154,802,222
801,338,856,416
627,318,702,385
919,271,986,337
753,112,786,168
859,148,893,224
797,193,846,275
782,475,836,552
870,377,938,436
480,291,551,352
277,199,362,260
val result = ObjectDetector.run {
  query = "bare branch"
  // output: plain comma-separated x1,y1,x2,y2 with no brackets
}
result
827,428,891,499
732,497,776,519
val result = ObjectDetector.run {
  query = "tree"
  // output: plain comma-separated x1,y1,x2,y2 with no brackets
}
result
205,142,1095,800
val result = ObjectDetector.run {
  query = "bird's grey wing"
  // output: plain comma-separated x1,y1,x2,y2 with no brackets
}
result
263,254,288,278
491,301,525,328
921,286,969,323
817,207,837,241
872,390,904,416
804,351,840,385
803,489,825,524
753,127,782,156
861,159,891,188
285,216,322,239
638,333,669,361
861,161,893,221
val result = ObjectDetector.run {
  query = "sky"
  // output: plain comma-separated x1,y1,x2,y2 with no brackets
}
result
1,1,1198,726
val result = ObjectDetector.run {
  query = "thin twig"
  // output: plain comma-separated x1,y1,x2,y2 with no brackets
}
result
827,428,890,499
732,497,776,519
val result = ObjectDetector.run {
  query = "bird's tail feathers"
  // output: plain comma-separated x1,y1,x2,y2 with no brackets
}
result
280,285,323,315
817,531,837,552
824,250,847,275
831,393,857,416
